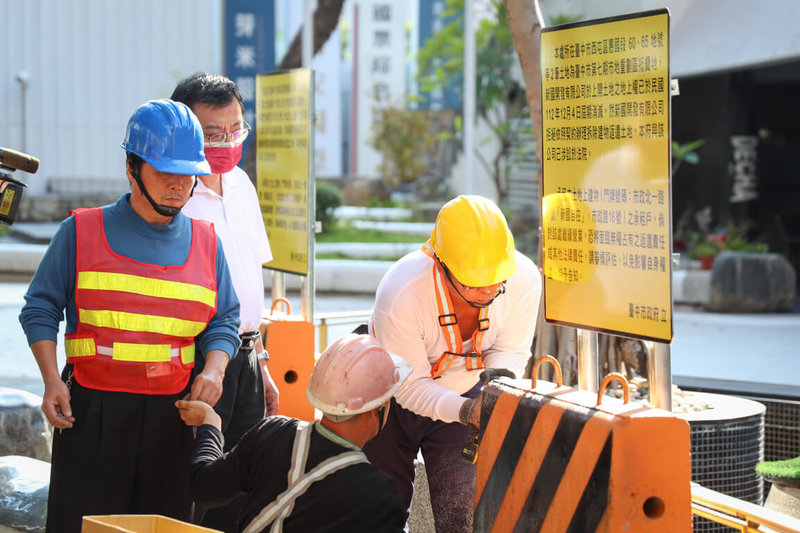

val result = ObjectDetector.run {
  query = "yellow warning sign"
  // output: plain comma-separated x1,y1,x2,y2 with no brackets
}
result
541,9,672,342
256,69,314,275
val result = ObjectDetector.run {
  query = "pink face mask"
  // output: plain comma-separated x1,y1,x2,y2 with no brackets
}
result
204,143,244,175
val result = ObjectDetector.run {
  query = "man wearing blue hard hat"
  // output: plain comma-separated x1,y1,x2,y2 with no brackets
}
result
19,99,241,532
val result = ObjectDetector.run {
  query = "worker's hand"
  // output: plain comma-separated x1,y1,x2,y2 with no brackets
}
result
259,360,280,416
190,368,224,406
190,350,228,406
42,376,75,429
175,399,222,429
479,367,515,385
458,397,482,428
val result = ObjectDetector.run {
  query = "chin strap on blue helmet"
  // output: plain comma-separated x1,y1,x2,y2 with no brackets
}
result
126,157,198,217
121,99,211,217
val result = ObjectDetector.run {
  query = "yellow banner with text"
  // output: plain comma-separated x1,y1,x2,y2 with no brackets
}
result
256,69,313,275
541,10,672,342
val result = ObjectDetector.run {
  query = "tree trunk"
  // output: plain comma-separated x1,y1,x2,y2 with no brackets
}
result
503,0,564,378
503,0,544,177
277,0,345,70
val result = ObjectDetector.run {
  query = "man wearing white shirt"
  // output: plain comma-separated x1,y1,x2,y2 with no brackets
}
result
173,73,279,532
363,195,542,532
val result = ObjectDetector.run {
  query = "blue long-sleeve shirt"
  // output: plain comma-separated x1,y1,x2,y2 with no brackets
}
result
19,193,241,359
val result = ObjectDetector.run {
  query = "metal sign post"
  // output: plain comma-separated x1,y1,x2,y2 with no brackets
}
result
649,342,672,411
577,328,599,392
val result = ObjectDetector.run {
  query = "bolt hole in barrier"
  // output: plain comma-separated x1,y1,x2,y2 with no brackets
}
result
474,355,691,532
644,496,667,519
284,371,298,384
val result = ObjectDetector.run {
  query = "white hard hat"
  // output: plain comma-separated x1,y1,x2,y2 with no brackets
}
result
307,334,412,421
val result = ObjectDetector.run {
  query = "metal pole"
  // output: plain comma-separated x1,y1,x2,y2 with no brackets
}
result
649,342,672,411
577,329,599,392
16,71,29,152
302,70,316,324
271,271,285,303
463,0,475,194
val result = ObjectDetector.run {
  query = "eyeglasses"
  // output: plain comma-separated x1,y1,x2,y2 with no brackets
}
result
204,123,250,147
441,262,506,294
440,261,507,308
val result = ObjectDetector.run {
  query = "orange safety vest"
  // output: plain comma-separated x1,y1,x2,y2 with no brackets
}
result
421,244,489,379
64,207,218,395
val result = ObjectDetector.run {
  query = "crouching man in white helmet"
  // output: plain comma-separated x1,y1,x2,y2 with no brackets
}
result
175,334,410,532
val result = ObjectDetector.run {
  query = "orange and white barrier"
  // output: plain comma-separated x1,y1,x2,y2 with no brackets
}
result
473,356,692,532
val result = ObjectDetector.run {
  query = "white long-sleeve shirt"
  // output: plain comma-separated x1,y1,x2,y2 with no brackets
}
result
182,166,272,333
369,249,542,423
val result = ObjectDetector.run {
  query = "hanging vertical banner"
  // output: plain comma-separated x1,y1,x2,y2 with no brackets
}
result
256,69,314,275
354,0,407,176
225,0,276,162
541,9,672,342
312,30,343,177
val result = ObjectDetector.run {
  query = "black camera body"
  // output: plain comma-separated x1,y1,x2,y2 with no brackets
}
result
0,147,39,225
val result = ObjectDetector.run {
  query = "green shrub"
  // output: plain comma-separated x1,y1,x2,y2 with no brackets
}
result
366,197,400,208
316,181,342,233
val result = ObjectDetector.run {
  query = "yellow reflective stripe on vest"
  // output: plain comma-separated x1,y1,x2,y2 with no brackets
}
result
77,271,216,307
65,337,96,358
79,309,207,338
67,342,196,364
112,342,172,362
180,344,195,365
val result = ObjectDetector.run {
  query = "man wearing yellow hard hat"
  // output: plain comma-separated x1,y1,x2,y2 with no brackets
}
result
363,195,542,531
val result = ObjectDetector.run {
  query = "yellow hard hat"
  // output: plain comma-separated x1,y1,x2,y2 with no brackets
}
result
430,195,516,287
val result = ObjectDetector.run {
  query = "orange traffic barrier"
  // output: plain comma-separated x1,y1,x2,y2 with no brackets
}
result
260,298,315,421
474,358,692,532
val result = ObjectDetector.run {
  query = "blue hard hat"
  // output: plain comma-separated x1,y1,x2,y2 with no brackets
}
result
121,99,211,176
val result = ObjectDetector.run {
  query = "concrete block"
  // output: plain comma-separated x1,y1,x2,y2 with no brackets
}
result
263,260,392,294
673,270,711,306
315,242,419,259
333,206,413,221
0,388,51,462
314,259,393,293
0,455,49,532
0,244,47,274
708,251,797,313
351,220,434,237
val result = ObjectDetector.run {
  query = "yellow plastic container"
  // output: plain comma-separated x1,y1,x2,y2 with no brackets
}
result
82,514,221,533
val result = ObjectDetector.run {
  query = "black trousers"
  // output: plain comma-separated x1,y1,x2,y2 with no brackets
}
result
362,383,481,533
195,347,265,532
47,368,194,533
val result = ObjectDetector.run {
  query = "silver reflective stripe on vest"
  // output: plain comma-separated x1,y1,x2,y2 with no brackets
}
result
242,422,368,533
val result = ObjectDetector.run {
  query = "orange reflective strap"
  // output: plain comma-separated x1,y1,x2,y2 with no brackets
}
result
432,263,462,352
428,258,488,378
466,310,489,371
430,353,457,379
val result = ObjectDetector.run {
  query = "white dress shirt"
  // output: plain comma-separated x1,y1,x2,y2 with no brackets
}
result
183,166,272,333
369,249,542,423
